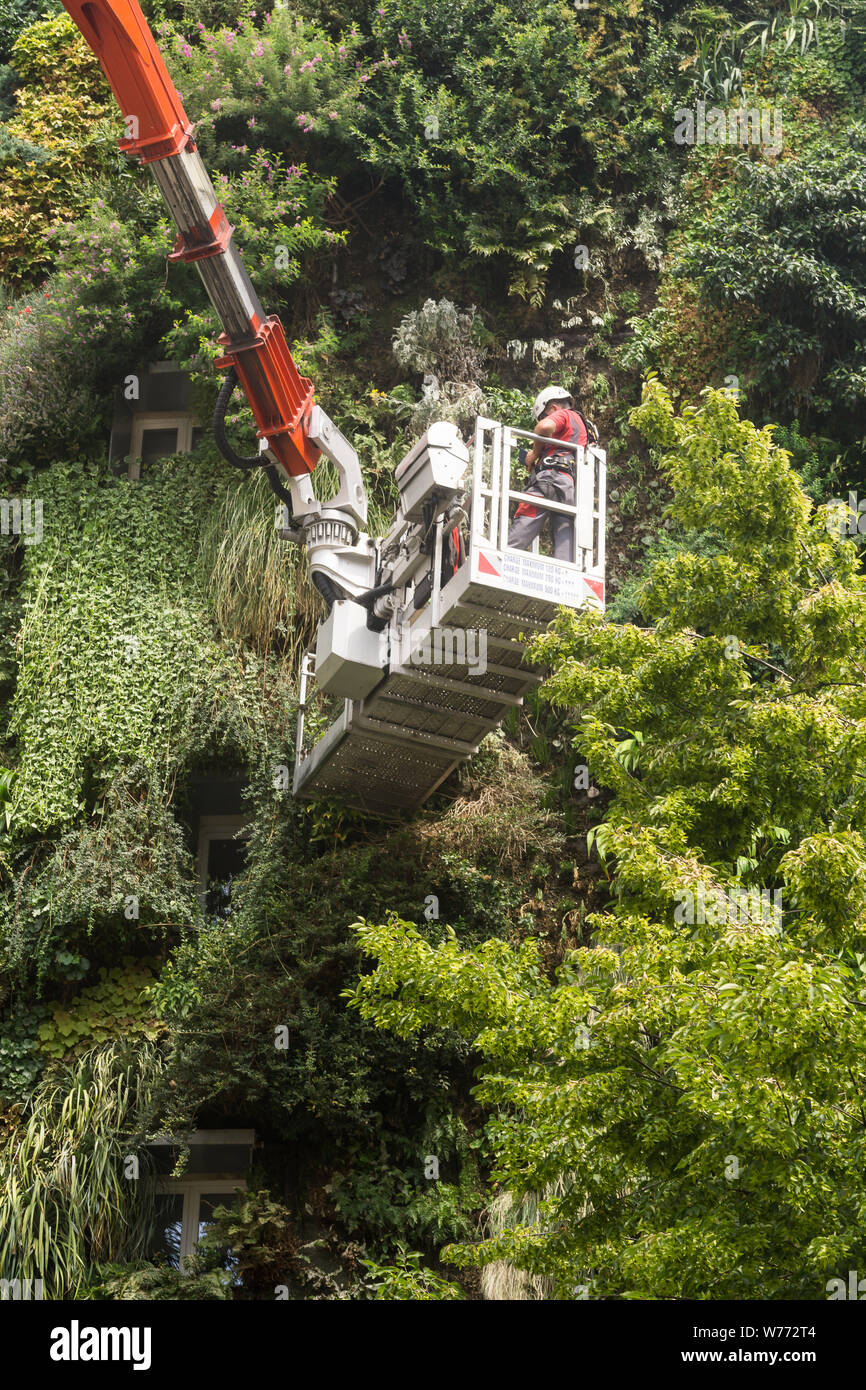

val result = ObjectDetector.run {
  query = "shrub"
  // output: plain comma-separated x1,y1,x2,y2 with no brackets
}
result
78,1257,231,1300
0,0,62,64
0,13,111,286
676,128,866,443
0,202,177,467
347,0,682,300
160,5,365,176
391,298,487,431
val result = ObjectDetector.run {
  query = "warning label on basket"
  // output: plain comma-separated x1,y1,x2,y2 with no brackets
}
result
477,548,597,607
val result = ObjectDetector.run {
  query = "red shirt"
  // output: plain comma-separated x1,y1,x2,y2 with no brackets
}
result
541,407,588,459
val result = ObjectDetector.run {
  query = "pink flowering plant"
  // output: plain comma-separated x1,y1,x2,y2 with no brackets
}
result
163,7,366,177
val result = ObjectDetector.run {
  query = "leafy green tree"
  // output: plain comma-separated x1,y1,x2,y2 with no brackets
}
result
348,379,866,1299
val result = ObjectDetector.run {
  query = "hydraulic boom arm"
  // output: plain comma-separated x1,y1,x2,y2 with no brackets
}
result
61,0,370,564
56,1,608,820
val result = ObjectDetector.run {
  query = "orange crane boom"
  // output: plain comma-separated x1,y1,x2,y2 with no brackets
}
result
61,0,320,480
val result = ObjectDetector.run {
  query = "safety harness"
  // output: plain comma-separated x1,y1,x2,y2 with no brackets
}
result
540,407,591,476
514,408,596,521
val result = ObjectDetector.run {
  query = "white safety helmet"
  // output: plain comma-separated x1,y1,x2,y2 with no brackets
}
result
532,385,572,421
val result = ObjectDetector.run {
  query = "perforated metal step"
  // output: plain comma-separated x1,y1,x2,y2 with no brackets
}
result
293,562,588,815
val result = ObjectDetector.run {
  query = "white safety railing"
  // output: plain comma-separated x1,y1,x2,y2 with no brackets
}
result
295,415,607,784
294,649,348,772
468,417,606,574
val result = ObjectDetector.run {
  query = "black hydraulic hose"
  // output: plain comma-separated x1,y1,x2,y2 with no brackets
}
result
213,366,295,508
263,464,294,509
354,579,397,612
311,572,346,612
213,367,260,469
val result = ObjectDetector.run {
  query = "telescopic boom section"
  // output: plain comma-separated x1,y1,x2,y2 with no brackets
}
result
61,0,320,479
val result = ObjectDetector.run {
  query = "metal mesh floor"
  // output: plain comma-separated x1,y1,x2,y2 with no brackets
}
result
294,549,596,815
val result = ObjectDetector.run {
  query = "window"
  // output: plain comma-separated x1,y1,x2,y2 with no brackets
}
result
128,412,200,480
196,814,249,920
147,1129,254,1273
151,1178,246,1270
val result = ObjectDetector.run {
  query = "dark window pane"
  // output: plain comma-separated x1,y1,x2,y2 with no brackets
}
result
205,837,247,920
140,428,180,463
186,1143,252,1174
150,1192,184,1268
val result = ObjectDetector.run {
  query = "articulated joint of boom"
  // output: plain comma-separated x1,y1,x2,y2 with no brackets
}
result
271,404,367,528
272,405,373,604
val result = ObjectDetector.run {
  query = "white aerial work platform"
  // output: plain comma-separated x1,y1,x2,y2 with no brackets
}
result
292,418,606,817
57,0,605,820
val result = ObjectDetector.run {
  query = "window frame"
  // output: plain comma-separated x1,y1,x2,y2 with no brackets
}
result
154,1176,247,1269
128,412,198,480
196,813,250,907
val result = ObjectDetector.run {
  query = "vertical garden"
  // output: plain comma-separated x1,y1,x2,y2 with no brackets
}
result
1,0,865,1301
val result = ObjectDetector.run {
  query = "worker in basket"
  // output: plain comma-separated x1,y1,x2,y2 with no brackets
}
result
507,386,597,562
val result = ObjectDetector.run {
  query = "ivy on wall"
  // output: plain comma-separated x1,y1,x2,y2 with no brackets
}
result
9,454,255,839
0,448,299,983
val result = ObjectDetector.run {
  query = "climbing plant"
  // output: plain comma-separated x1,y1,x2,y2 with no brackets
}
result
0,451,301,984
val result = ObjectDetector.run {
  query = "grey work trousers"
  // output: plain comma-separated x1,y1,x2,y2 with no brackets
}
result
507,465,575,561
